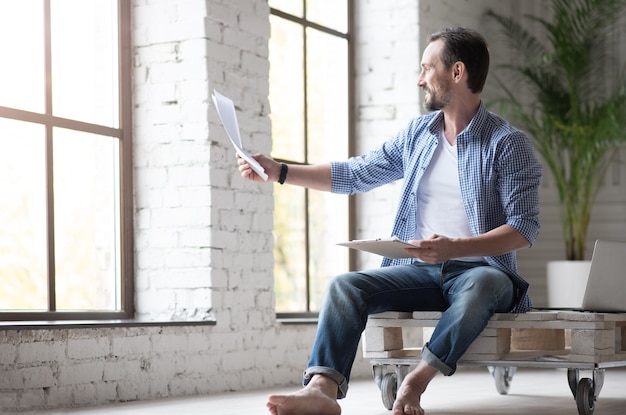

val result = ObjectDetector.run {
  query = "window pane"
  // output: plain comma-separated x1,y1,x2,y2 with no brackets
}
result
273,185,307,312
308,192,349,310
0,119,48,310
269,0,303,17
51,0,119,128
305,29,349,310
306,28,349,163
269,15,305,162
307,0,348,34
0,1,45,113
53,128,121,311
270,6,350,313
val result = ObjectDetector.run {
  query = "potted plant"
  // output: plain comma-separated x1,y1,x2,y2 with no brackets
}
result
485,0,626,307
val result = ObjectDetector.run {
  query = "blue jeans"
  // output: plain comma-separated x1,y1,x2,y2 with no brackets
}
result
303,260,514,398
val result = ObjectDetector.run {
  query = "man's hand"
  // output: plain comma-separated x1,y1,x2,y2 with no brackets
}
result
238,153,280,182
404,234,455,264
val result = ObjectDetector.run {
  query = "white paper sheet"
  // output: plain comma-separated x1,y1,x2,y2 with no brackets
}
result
212,89,268,181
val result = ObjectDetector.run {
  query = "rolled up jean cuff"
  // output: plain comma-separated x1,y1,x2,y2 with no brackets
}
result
422,343,455,376
303,366,349,399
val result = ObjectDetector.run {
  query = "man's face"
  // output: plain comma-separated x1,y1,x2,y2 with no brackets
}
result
418,40,452,111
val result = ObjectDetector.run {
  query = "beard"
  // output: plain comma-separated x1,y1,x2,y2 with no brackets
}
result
423,82,451,111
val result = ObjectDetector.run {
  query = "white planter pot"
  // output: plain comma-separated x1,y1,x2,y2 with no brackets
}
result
546,260,592,308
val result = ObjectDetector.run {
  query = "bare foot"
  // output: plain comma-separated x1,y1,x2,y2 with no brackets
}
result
392,382,425,415
266,375,341,415
391,360,438,415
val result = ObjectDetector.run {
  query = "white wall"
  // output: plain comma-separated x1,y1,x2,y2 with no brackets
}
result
0,1,372,411
1,0,625,411
353,0,420,270
0,1,333,411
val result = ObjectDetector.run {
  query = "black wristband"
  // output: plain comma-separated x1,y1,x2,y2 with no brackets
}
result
278,163,288,185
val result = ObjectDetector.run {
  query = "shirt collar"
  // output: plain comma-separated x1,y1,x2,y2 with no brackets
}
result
426,101,487,141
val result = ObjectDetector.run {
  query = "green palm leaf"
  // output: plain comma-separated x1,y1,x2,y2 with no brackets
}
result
485,0,626,260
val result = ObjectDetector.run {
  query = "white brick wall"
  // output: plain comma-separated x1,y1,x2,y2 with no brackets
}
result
353,0,421,271
134,0,216,322
0,0,352,411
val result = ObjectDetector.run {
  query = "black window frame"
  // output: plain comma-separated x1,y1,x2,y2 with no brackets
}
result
269,0,356,318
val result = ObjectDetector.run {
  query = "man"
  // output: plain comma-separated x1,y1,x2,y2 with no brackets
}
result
239,27,541,415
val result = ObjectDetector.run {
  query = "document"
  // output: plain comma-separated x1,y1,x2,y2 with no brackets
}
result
212,89,268,181
337,236,417,259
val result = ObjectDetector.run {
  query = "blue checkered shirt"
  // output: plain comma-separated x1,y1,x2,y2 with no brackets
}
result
331,102,542,313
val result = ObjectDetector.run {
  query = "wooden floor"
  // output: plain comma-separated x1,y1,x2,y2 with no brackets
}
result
15,367,626,414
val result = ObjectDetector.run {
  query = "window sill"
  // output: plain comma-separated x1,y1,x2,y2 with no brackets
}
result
0,319,216,330
276,312,319,325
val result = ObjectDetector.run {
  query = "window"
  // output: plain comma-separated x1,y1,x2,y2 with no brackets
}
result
269,1,353,314
0,0,133,320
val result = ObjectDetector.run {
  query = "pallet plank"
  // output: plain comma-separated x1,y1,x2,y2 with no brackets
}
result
369,311,413,319
362,310,626,368
570,329,616,356
363,326,403,352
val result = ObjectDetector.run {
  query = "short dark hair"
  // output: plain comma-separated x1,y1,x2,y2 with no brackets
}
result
428,27,489,93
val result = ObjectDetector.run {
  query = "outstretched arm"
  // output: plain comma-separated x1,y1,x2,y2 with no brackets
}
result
238,154,332,192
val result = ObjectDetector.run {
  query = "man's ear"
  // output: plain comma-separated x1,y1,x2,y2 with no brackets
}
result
453,61,465,81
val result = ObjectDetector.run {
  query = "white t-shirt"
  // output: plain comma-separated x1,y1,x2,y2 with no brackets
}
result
415,130,484,262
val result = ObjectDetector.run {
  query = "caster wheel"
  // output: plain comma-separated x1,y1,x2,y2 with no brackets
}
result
380,372,397,410
576,378,595,415
492,366,515,395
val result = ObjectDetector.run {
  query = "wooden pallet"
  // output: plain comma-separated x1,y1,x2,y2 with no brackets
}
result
363,310,626,365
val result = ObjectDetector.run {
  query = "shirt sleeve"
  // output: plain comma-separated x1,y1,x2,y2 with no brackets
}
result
330,123,413,195
496,131,542,245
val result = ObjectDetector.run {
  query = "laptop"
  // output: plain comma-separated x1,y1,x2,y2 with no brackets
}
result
580,239,626,312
